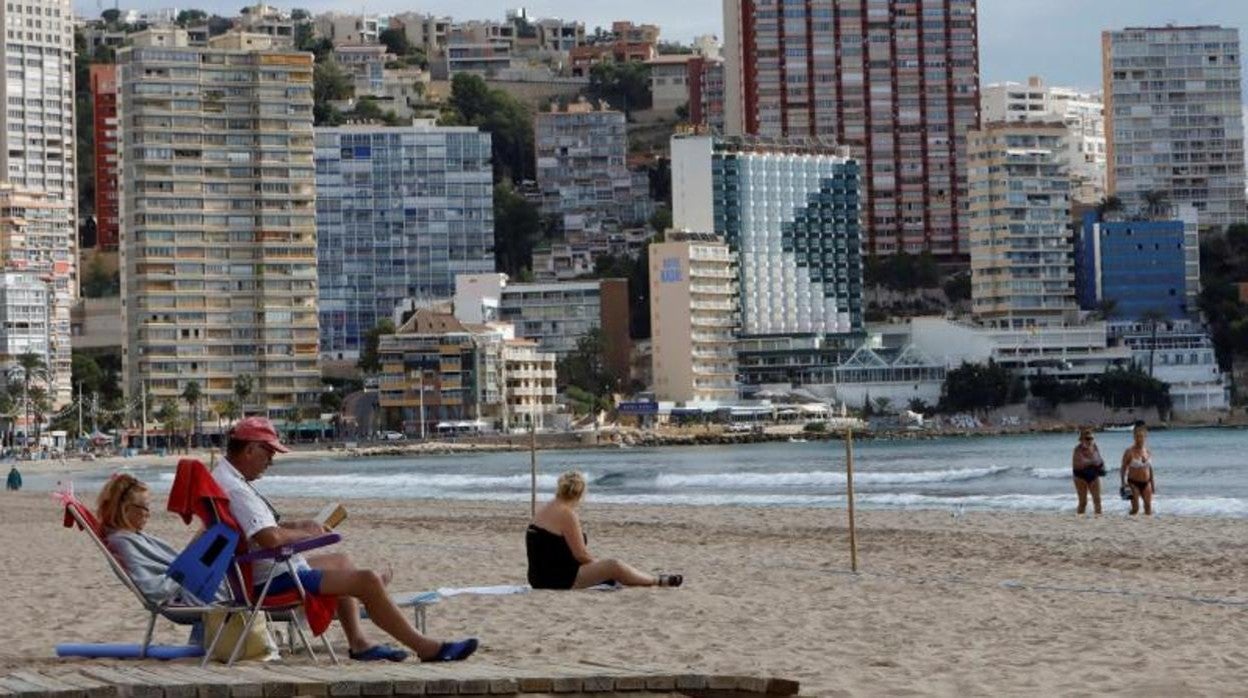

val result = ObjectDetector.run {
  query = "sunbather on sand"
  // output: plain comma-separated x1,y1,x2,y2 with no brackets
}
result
526,470,683,590
214,417,478,663
96,473,233,604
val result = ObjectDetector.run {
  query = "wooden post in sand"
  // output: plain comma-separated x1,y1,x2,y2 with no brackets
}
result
529,419,538,517
845,425,858,572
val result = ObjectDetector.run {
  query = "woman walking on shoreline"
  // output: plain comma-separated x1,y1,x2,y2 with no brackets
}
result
1120,421,1156,516
1071,428,1104,515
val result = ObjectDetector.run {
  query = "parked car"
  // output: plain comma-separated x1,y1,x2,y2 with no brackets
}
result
381,431,405,441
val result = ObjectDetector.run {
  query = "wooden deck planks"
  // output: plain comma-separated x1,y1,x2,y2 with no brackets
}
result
0,662,799,697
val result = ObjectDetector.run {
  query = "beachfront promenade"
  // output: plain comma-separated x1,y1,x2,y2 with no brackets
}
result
0,661,801,697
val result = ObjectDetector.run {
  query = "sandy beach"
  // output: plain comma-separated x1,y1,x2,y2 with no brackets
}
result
4,485,1248,696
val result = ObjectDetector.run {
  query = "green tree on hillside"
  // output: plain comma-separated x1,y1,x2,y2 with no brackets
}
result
493,181,543,278
586,61,652,117
358,319,396,374
443,73,534,183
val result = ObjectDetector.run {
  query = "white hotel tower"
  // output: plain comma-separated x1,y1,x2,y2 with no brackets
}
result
671,133,864,338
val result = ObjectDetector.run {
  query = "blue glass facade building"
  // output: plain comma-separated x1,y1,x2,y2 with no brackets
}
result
315,125,495,359
1077,211,1189,320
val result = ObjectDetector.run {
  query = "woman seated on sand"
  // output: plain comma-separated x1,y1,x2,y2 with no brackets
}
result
1071,428,1105,516
96,473,232,604
1120,421,1156,516
526,471,683,590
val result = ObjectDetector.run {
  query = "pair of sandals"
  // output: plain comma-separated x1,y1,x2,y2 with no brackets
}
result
348,637,479,663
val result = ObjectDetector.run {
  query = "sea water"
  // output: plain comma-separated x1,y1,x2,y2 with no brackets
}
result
30,428,1248,518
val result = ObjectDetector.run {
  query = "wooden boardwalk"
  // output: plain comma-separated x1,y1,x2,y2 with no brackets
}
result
0,661,800,697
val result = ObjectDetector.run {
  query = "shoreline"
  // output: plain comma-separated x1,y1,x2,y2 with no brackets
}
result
11,420,1244,477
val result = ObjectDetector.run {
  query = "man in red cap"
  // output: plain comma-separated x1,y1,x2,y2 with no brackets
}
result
213,416,478,662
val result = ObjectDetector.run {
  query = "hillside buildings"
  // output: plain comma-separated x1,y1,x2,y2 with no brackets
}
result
1102,25,1246,228
118,30,321,420
967,121,1077,328
314,122,494,364
534,101,652,236
648,233,737,403
722,0,980,257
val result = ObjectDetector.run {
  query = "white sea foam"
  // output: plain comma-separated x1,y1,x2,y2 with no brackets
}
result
1026,467,1075,480
656,466,1009,489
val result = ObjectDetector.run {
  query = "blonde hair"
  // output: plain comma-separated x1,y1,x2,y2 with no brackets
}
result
1078,427,1094,440
555,471,587,502
96,473,149,532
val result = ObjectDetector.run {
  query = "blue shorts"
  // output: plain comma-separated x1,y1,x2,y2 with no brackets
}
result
256,568,323,596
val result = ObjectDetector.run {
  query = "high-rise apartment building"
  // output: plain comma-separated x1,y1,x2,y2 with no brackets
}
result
534,101,652,235
672,134,864,337
0,0,75,411
722,0,980,256
968,122,1076,328
89,64,120,250
0,0,75,200
0,185,74,406
118,30,320,420
314,123,494,362
649,233,737,403
982,75,1106,205
1102,25,1246,228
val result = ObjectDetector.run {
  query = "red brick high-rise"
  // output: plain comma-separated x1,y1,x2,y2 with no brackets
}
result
89,64,119,250
722,0,980,257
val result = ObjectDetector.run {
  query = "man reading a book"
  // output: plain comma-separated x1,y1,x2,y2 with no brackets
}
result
214,417,478,662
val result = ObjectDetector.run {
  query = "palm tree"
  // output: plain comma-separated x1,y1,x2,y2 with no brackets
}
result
155,399,182,452
181,381,202,447
1141,190,1170,220
0,384,17,448
215,399,240,436
873,396,894,416
1139,309,1169,377
14,353,47,450
1096,298,1119,322
233,374,255,417
27,384,50,450
1095,195,1125,219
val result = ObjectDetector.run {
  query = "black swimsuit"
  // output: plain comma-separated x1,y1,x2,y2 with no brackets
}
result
526,524,584,589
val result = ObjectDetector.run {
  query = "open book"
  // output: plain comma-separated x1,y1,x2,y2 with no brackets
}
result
315,502,347,530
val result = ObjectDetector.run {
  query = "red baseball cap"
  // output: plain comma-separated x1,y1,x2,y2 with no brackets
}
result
230,416,290,453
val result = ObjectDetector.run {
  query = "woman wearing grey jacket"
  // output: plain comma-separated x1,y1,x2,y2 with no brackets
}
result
96,473,231,604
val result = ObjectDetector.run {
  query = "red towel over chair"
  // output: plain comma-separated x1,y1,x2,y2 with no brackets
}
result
168,458,337,635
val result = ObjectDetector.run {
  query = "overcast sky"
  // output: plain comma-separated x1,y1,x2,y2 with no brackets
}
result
76,0,1247,92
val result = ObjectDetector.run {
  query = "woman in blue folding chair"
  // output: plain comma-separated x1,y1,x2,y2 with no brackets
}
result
96,473,233,605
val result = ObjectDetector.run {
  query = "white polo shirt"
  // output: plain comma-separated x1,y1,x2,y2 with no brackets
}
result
212,457,309,585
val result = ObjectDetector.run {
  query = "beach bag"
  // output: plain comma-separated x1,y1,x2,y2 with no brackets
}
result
203,609,279,662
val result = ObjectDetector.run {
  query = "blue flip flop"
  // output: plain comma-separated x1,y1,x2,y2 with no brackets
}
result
429,638,479,662
349,645,408,662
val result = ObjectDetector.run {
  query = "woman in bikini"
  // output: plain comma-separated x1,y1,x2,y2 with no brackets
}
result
1071,428,1104,515
1119,422,1156,516
525,471,683,589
